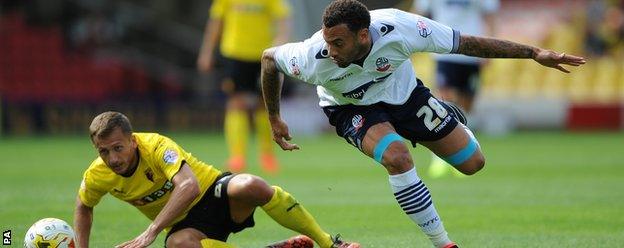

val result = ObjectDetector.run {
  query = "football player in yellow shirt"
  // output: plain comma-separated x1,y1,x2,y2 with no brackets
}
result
197,0,292,174
74,111,359,248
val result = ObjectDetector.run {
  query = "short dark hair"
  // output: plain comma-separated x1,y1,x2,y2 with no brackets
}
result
89,111,133,141
322,0,370,32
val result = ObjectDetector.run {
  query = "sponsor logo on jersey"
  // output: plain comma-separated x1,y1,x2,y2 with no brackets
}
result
341,74,391,100
131,181,174,206
289,57,300,76
379,23,395,36
163,149,178,165
352,114,364,132
343,84,370,100
417,20,432,38
329,72,354,82
375,57,391,72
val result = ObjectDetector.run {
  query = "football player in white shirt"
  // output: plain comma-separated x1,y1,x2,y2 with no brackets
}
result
413,0,500,178
260,1,585,247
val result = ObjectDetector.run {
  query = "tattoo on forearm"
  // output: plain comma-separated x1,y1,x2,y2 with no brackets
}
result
261,48,282,116
458,35,536,59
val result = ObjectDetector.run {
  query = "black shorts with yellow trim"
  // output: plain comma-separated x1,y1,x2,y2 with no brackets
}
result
166,172,255,244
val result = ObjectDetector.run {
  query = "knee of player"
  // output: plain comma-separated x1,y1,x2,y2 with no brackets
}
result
231,174,273,202
461,152,485,175
166,236,197,248
382,147,413,173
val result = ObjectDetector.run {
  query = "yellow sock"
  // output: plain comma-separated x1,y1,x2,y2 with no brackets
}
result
262,186,333,248
254,109,273,155
224,110,249,159
200,238,235,248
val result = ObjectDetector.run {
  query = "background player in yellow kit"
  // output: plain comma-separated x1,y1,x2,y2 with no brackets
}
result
197,0,292,173
73,111,359,248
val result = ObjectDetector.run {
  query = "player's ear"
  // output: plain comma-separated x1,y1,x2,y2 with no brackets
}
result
358,28,369,42
130,134,138,148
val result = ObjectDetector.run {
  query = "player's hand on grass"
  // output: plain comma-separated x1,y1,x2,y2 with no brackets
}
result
533,48,586,73
115,229,157,248
269,116,300,151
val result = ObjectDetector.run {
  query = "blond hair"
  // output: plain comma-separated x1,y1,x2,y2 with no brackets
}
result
89,111,133,141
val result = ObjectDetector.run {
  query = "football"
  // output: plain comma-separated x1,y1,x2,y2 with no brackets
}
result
24,218,76,248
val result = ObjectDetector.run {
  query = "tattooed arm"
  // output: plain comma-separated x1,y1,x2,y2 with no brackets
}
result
261,48,300,151
261,48,283,117
457,34,586,73
457,34,537,58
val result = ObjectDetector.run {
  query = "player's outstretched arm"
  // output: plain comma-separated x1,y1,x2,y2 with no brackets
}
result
74,196,94,248
116,163,200,248
261,48,299,151
457,34,586,73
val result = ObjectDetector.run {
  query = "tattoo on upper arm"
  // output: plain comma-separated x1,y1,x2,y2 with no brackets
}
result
458,35,535,59
261,48,282,116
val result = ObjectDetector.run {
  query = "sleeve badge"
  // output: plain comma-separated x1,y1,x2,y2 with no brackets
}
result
163,149,179,165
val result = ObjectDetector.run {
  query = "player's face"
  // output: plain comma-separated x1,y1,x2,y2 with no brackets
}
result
322,24,370,68
92,127,138,176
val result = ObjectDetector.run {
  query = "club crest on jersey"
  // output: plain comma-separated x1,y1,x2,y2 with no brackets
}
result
352,114,364,131
289,57,300,76
417,20,432,38
144,168,154,182
163,149,178,165
375,57,390,72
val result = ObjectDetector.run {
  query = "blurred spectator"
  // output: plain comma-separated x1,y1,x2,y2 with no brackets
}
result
197,0,292,174
584,0,624,57
60,1,121,53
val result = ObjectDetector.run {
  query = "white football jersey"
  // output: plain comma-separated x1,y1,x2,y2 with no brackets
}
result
274,8,459,107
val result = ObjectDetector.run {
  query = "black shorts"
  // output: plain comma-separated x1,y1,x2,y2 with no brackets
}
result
224,57,261,93
436,61,481,96
323,83,465,150
166,172,255,244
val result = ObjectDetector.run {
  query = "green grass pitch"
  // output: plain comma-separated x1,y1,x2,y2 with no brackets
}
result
1,131,623,247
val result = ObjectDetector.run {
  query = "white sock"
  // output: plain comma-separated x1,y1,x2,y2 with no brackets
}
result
389,167,452,248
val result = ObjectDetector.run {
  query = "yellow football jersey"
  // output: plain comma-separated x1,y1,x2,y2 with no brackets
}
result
210,0,290,61
78,133,221,226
